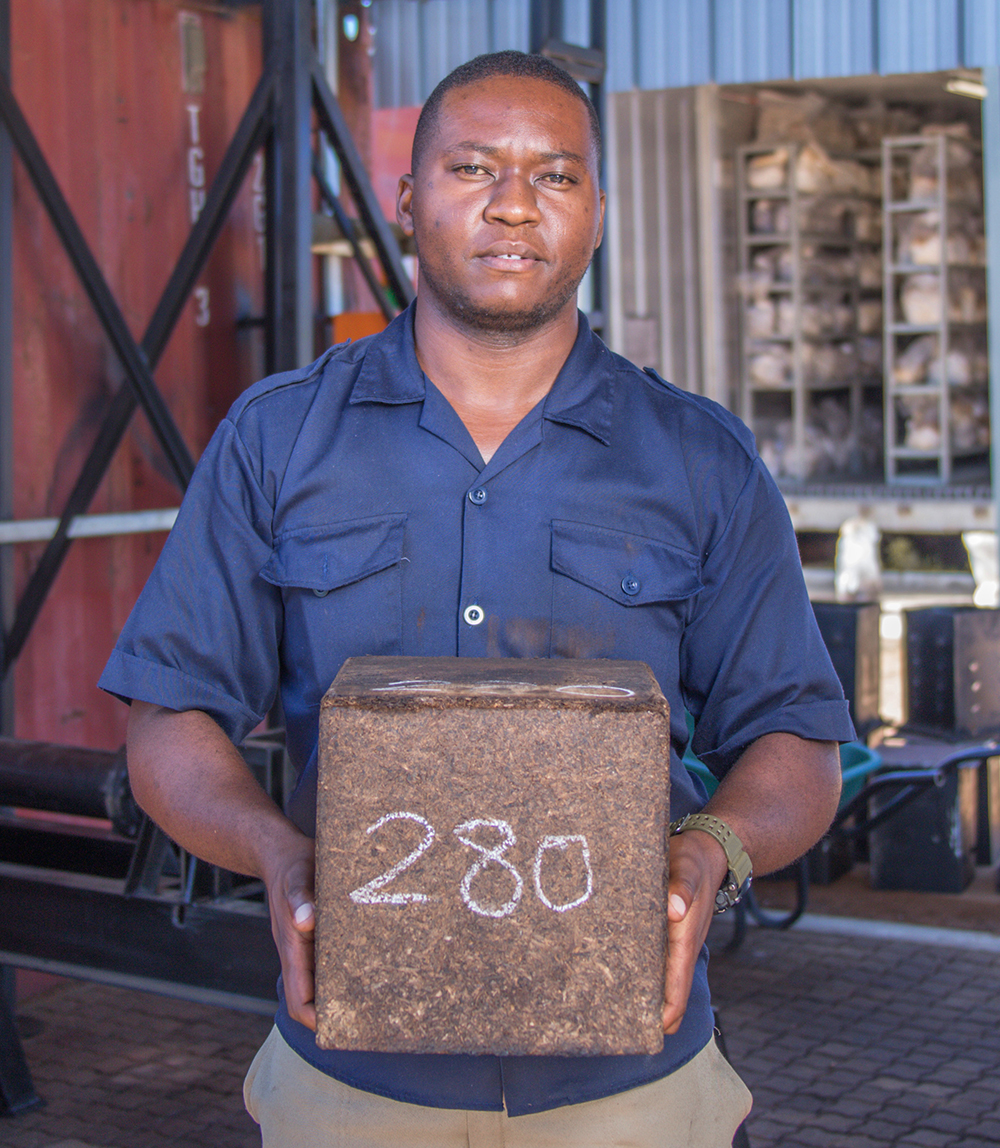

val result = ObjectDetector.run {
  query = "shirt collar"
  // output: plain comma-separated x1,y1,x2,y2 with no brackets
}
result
349,302,616,446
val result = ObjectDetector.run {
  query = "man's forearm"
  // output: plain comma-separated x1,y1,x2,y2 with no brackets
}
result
126,700,304,880
127,700,319,1028
701,730,842,877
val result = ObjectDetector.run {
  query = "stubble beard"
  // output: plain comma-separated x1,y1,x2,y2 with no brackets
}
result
414,243,593,341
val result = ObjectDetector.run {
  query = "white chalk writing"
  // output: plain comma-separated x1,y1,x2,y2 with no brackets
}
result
348,812,435,905
533,835,594,912
453,818,524,919
347,813,594,919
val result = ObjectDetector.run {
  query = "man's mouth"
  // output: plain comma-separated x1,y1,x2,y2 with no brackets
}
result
477,246,543,271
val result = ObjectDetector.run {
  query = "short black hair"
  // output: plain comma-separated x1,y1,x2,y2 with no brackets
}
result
411,50,602,174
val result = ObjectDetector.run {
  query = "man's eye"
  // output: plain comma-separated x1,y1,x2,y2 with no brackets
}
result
457,164,485,175
542,172,572,185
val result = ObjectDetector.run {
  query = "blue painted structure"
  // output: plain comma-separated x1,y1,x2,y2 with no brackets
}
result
370,0,1000,105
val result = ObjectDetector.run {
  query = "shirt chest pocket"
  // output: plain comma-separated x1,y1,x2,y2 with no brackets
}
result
550,520,703,660
260,514,407,669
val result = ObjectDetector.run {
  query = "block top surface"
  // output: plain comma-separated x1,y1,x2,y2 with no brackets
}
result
322,656,666,713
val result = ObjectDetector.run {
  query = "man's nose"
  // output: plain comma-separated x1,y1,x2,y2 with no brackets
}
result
484,172,540,225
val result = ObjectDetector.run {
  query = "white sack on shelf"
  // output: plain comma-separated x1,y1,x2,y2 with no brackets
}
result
746,299,777,338
777,297,795,338
895,394,941,450
749,347,792,386
747,148,789,190
894,209,983,265
857,301,883,335
750,198,790,234
852,202,882,242
755,89,858,153
892,334,938,385
909,132,981,204
900,274,941,324
896,273,987,325
750,247,793,283
857,252,882,288
796,144,875,196
951,393,990,450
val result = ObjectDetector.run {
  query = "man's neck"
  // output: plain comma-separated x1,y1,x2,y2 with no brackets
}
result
412,298,579,464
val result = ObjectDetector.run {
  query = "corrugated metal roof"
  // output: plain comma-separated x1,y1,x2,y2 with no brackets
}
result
369,0,1000,105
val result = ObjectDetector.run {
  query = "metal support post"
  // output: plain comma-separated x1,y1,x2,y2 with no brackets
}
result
983,67,1000,585
0,0,12,733
0,965,41,1115
264,0,316,372
530,0,565,53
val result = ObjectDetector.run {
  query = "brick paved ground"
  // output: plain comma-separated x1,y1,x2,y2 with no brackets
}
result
3,913,999,1147
709,923,1000,1148
3,983,271,1147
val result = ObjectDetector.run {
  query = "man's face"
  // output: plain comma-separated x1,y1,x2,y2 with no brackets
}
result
397,75,605,336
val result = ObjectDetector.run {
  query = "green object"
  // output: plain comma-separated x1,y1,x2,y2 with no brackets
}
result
682,739,881,813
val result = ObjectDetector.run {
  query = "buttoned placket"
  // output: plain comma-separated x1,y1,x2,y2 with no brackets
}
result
455,422,544,654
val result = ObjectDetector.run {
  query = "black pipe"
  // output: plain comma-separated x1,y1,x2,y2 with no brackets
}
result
0,737,139,837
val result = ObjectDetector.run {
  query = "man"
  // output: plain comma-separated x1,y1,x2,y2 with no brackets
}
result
101,50,853,1147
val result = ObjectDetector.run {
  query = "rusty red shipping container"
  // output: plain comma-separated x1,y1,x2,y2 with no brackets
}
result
10,0,264,750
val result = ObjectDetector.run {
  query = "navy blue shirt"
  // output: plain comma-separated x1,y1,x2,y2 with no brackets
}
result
100,305,853,1115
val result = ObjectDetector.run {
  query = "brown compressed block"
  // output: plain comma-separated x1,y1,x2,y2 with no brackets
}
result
315,656,670,1057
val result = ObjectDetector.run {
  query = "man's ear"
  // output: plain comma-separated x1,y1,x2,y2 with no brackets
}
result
594,188,606,250
396,174,415,237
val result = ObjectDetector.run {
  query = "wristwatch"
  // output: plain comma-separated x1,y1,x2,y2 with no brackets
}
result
669,813,753,913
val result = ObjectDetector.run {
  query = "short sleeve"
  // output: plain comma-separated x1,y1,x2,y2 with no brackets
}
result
680,457,855,777
98,417,281,744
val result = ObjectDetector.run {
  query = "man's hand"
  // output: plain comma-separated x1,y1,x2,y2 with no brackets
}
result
263,836,318,1030
662,827,729,1034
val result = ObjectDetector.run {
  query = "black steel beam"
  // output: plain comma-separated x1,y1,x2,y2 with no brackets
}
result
311,61,415,311
2,68,275,677
0,868,279,1012
0,73,195,491
264,0,315,371
0,0,12,734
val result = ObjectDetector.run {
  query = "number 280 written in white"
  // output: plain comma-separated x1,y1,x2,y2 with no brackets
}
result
348,812,594,920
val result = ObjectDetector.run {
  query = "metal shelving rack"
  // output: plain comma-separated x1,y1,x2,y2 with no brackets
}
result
882,134,988,484
737,142,881,481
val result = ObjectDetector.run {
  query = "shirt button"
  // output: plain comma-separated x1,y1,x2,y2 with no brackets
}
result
621,576,641,597
468,487,488,505
313,588,330,598
463,604,485,626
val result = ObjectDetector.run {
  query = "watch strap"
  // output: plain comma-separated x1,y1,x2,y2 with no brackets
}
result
669,812,753,913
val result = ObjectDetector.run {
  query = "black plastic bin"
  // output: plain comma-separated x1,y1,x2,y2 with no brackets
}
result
868,748,980,893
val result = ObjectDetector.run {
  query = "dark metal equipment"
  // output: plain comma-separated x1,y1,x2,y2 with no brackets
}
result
0,734,285,1114
811,601,883,738
904,606,1000,738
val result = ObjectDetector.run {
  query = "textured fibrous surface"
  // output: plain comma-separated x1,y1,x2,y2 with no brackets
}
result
315,656,670,1057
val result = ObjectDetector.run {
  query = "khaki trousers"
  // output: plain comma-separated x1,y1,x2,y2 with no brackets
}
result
244,1026,752,1148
